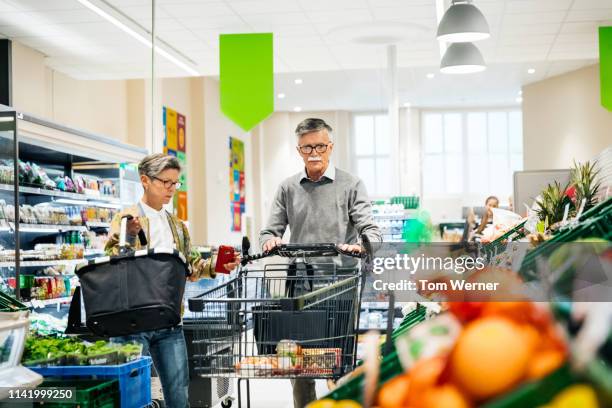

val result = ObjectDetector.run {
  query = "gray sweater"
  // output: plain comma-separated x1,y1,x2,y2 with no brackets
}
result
259,167,382,250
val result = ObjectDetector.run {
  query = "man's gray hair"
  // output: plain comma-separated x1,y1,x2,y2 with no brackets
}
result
138,153,181,178
295,118,333,139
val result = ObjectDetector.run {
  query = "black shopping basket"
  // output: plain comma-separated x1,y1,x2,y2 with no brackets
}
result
74,215,190,337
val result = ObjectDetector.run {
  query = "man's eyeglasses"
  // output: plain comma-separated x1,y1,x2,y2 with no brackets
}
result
152,176,182,190
297,143,331,154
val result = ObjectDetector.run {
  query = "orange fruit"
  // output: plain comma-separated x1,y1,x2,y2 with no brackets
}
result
421,384,472,408
377,374,410,408
450,317,532,400
407,356,447,407
526,349,566,380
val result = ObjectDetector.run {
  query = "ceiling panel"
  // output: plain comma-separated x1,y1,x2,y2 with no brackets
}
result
229,0,302,15
298,0,369,11
160,2,235,19
504,0,573,14
571,0,612,9
566,8,612,21
502,11,567,25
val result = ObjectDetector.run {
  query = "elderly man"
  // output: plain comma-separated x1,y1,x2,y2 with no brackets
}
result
259,117,382,408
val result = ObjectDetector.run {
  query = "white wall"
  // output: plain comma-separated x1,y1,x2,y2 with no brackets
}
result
523,64,612,170
202,77,254,246
12,41,132,143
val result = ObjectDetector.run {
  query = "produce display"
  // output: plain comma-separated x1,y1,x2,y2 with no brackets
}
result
22,336,143,366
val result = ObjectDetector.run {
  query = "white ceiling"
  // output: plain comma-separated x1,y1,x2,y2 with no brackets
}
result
0,0,609,110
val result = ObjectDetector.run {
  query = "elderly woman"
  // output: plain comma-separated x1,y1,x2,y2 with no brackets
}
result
105,153,239,408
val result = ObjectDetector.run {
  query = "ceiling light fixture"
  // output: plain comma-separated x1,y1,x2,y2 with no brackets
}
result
293,107,302,112
437,0,490,43
294,78,303,85
77,0,199,76
403,102,411,108
277,93,286,99
426,73,435,79
516,97,523,103
527,68,536,74
440,42,486,74
518,90,523,96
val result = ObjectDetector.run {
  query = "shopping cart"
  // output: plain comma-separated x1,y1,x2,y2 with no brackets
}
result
187,240,370,408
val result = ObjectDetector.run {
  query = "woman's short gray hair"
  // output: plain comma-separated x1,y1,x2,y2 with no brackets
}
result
138,153,181,178
295,118,333,139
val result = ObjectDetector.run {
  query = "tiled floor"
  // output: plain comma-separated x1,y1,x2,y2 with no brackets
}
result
227,379,330,408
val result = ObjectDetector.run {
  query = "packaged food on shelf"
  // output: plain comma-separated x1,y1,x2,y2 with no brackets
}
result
0,160,14,184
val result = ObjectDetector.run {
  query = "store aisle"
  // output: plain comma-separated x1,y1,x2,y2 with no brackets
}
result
232,379,329,408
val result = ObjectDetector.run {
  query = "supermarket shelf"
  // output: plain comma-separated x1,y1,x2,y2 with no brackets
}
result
0,223,87,233
0,259,87,268
85,221,110,228
0,183,120,205
373,210,418,220
25,296,72,308
84,249,106,257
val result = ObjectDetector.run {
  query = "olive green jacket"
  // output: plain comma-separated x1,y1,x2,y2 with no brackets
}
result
104,204,216,280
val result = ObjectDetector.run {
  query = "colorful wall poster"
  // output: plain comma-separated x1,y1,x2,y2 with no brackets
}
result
177,151,187,192
178,113,186,152
229,137,245,232
164,106,187,221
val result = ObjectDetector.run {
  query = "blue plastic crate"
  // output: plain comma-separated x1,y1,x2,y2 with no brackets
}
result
31,356,152,408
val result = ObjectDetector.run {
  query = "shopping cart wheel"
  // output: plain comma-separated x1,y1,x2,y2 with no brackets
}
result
150,400,164,408
221,397,233,408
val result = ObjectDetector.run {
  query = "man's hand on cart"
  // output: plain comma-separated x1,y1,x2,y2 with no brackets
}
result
338,243,362,255
263,237,283,253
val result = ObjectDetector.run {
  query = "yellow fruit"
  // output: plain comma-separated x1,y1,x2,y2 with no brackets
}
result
377,374,410,408
336,400,362,408
421,384,472,408
549,385,599,408
451,317,532,400
306,399,337,408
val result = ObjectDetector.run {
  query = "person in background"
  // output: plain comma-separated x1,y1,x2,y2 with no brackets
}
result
475,195,500,235
104,153,239,408
259,118,382,408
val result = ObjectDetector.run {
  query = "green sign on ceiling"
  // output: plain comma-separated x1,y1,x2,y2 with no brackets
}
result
600,27,612,111
220,33,274,131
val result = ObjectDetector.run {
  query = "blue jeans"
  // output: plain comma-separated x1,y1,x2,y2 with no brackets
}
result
113,326,189,408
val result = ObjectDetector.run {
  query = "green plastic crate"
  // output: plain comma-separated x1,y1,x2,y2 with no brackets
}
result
37,378,119,408
0,291,29,312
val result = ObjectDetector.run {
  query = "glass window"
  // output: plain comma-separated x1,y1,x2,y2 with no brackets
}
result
354,115,374,156
467,112,487,153
423,113,443,154
375,115,391,155
444,113,462,154
352,114,391,196
422,110,522,199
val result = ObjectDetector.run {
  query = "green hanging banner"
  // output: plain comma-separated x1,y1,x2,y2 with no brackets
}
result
220,33,274,131
600,27,612,111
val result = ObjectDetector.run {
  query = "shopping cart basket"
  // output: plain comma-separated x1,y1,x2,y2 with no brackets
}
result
187,240,370,408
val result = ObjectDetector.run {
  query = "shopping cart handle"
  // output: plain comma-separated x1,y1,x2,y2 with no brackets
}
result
240,242,366,265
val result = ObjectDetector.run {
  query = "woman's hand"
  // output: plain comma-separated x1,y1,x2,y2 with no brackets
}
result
127,216,142,236
222,254,241,272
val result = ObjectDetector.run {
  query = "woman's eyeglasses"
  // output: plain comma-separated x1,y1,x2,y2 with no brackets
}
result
152,176,182,190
